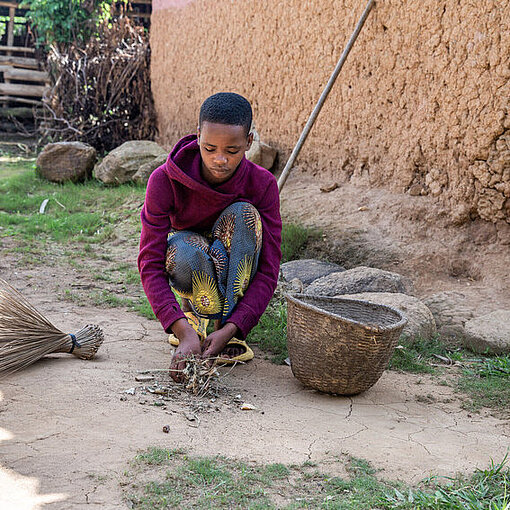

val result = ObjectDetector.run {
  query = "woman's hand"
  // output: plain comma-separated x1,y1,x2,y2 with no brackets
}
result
202,322,239,359
169,318,202,382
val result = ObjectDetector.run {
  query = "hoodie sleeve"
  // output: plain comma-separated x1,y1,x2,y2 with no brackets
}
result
227,176,282,339
137,167,185,332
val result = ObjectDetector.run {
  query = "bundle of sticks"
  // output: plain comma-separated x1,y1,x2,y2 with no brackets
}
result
0,279,104,376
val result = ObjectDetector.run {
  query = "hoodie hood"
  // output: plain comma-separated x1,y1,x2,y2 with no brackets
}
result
163,134,249,198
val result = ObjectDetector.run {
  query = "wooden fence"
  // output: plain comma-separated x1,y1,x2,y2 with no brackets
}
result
124,0,152,28
0,0,48,111
0,1,151,126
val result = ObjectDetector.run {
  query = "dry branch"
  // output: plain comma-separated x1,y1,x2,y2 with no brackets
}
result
36,17,157,153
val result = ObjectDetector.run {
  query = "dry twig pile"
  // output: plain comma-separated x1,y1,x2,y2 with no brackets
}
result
38,17,156,153
180,356,221,397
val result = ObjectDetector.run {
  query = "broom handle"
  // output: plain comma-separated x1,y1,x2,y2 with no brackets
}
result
277,0,376,193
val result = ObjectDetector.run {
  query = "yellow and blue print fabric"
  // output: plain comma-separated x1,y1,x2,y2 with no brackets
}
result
165,202,262,324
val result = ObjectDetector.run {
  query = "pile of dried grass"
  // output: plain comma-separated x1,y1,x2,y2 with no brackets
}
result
0,279,104,376
37,16,156,153
180,356,220,397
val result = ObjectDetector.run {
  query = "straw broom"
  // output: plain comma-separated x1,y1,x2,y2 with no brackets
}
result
0,279,104,375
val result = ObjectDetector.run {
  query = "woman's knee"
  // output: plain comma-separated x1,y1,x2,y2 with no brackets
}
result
213,202,261,243
165,231,213,277
218,201,258,220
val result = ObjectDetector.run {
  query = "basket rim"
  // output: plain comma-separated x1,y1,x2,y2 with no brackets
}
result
285,293,408,333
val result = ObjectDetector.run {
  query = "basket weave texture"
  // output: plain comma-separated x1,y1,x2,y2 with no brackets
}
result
286,294,407,395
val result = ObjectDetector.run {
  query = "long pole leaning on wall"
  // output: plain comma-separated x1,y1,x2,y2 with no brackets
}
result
277,0,376,193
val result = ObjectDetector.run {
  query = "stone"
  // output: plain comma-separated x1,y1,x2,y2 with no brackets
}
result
408,183,427,196
337,292,437,342
280,259,345,286
36,142,96,183
94,140,167,185
305,266,414,297
463,310,510,354
246,129,277,170
132,153,168,185
422,291,474,341
275,277,304,301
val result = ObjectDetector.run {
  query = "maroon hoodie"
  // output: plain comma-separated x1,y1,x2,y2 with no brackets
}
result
138,134,282,339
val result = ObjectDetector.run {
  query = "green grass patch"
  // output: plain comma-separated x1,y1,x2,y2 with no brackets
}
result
388,336,463,374
0,167,145,249
125,449,510,510
248,298,288,364
0,153,36,179
389,338,510,415
281,223,321,263
456,354,510,414
133,447,185,466
383,454,510,509
131,295,157,320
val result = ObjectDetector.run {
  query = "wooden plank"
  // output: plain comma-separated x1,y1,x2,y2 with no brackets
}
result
0,1,19,7
0,106,34,119
0,82,46,97
7,6,15,56
2,67,49,82
132,0,152,4
128,11,151,18
0,95,41,105
0,55,40,69
7,8,15,44
0,45,35,53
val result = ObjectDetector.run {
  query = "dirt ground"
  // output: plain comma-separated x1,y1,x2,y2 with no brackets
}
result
1,171,509,509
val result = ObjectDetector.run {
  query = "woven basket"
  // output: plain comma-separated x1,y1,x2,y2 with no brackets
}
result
286,294,407,395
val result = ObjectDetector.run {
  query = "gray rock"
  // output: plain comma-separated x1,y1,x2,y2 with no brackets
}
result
280,259,345,286
94,140,167,185
132,153,168,185
337,292,436,342
463,310,510,354
422,291,474,341
36,142,96,183
246,129,277,170
275,277,304,300
305,266,414,297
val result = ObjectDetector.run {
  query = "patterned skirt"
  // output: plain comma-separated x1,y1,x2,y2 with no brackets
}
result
165,202,262,327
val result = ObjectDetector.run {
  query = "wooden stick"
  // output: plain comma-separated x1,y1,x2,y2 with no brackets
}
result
2,67,49,82
0,83,47,98
0,45,35,54
277,0,376,193
0,95,42,105
0,55,40,69
7,7,15,51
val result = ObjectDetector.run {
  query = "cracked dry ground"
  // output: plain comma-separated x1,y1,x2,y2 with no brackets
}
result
0,272,508,509
1,174,510,509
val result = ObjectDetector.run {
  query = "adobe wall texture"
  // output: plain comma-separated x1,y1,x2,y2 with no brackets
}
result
151,0,509,225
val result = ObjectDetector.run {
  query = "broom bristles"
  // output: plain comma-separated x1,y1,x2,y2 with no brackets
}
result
0,279,104,375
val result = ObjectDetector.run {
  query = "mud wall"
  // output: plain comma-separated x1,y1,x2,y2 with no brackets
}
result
151,0,510,224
